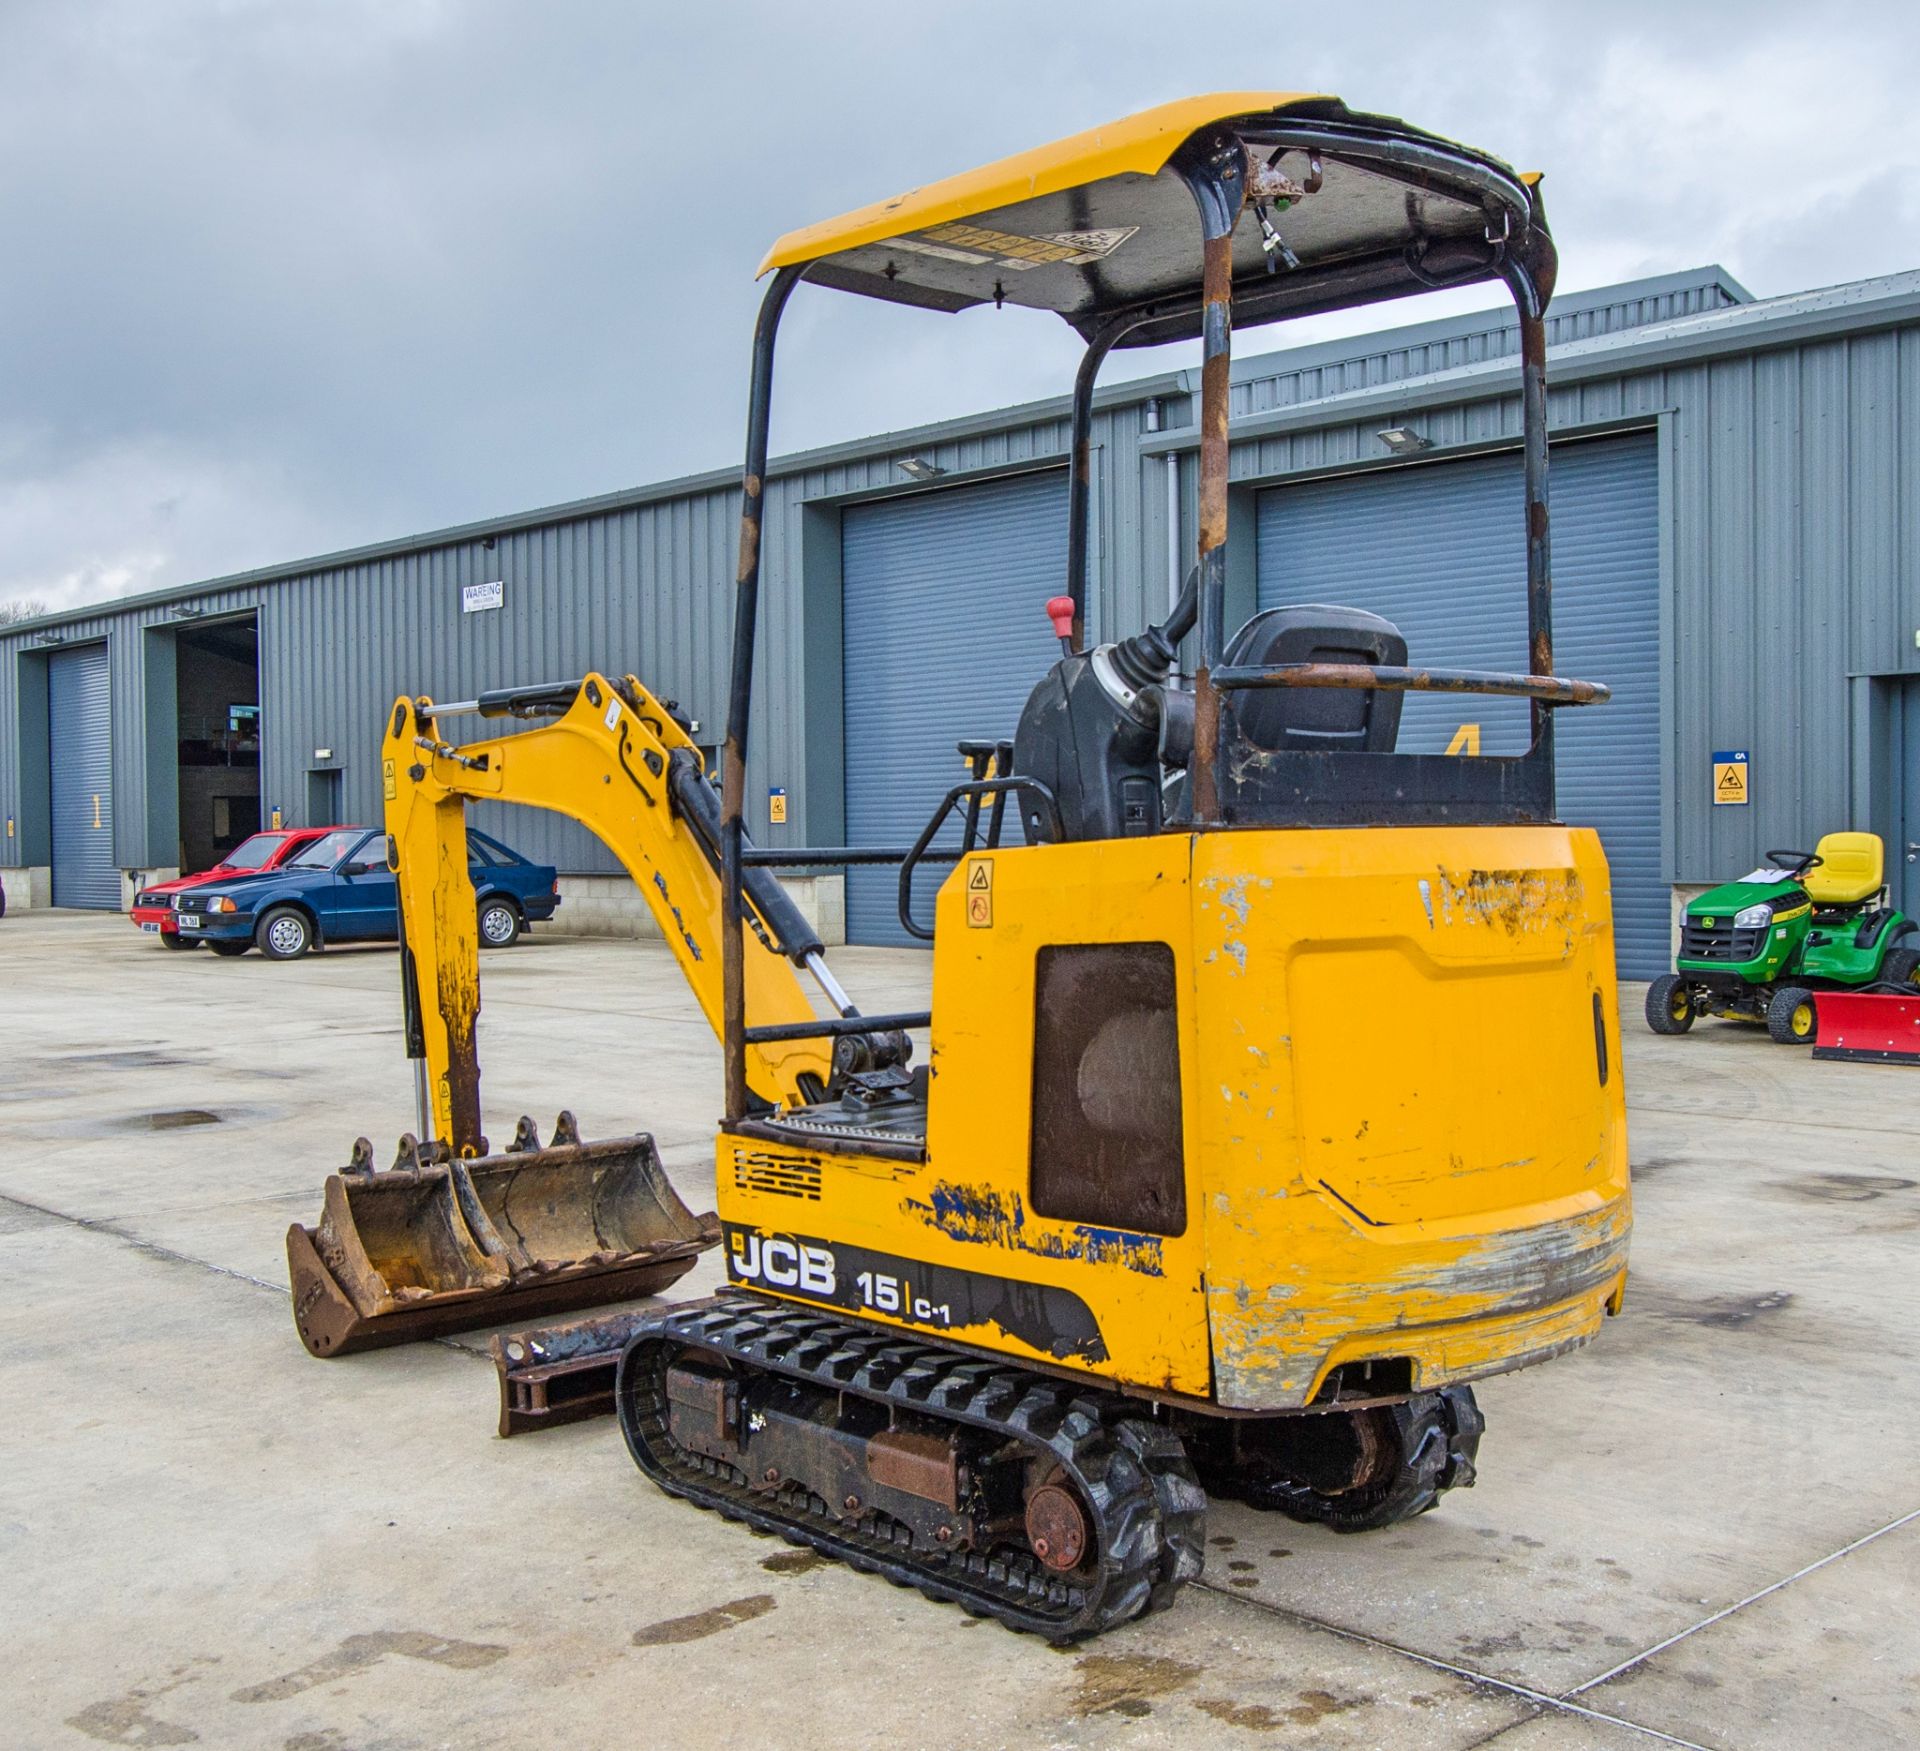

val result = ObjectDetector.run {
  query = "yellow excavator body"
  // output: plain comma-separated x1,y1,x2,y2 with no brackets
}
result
719,826,1628,1408
296,92,1634,1640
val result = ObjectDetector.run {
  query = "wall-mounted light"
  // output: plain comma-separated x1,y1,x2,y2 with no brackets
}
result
33,631,65,646
169,604,205,620
1376,426,1433,456
896,457,947,482
313,748,335,762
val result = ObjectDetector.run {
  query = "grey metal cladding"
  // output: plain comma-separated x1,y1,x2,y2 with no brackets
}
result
1,264,1914,889
47,643,117,907
840,470,1067,945
1256,433,1664,974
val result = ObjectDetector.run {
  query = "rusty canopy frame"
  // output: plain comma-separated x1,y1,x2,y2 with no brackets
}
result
717,105,1589,1122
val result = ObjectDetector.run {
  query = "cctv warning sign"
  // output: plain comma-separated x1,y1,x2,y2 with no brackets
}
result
965,858,993,928
1712,749,1750,807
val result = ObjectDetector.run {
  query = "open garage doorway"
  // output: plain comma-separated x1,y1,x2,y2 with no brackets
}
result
173,615,261,874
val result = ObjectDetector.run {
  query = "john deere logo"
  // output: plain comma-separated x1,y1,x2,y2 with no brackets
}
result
1702,917,1716,927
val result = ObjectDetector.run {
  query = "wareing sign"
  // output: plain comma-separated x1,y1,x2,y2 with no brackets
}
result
462,580,504,615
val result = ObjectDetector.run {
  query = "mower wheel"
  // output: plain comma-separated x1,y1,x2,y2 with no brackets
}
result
1767,985,1819,1045
1645,975,1696,1035
1880,947,1920,992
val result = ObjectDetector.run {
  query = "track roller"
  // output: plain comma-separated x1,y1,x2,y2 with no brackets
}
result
615,1295,1205,1640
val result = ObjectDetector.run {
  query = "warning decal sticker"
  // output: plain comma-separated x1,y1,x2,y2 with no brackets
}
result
966,857,994,929
1712,749,1750,807
892,222,1138,273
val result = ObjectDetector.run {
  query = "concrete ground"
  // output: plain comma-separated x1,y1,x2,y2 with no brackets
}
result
2,911,1916,1751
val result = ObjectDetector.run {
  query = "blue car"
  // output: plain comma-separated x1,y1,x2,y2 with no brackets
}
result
174,826,560,960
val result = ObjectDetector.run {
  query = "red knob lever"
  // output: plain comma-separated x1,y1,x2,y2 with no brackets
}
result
1045,596,1077,642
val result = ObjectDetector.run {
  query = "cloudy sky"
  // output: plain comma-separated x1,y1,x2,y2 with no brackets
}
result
3,0,1916,616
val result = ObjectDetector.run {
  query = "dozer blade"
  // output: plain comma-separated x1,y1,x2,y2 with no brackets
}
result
288,1117,719,1357
1812,990,1920,1064
489,1307,658,1437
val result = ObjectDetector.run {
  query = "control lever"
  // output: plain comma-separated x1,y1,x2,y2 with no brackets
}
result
1046,596,1076,655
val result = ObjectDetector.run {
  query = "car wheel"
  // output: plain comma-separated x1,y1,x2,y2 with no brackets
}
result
159,932,201,951
208,940,251,958
1766,984,1818,1045
478,897,522,948
256,906,315,960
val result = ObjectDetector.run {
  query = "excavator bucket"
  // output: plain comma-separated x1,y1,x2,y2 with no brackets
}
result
287,1114,718,1357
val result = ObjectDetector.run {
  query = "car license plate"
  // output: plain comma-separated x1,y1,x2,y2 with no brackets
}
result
141,922,159,933
179,914,201,930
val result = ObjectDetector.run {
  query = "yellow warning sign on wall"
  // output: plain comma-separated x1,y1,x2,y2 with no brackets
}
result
1712,749,1750,807
965,857,993,928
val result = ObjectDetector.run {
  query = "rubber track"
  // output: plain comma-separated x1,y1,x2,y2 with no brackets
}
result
615,1295,1207,1640
1232,1386,1484,1532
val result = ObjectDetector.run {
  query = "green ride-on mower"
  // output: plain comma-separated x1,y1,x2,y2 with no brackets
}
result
1648,832,1920,1044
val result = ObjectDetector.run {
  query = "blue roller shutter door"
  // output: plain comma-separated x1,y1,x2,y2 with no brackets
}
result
49,643,119,909
1255,434,1663,975
842,472,1067,945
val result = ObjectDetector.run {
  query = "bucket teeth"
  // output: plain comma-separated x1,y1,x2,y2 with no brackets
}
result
288,1115,720,1357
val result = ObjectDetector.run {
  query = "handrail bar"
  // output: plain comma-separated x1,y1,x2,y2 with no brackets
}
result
1209,662,1609,707
743,1010,933,1046
741,846,962,868
897,777,1063,943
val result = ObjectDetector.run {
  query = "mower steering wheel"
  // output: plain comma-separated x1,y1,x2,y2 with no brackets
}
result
1765,849,1822,877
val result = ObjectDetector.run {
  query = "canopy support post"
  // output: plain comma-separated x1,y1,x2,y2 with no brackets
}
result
1175,137,1248,825
1501,233,1558,796
723,264,804,1125
1064,321,1131,651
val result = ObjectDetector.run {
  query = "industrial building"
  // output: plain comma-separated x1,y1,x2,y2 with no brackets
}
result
4,262,1918,976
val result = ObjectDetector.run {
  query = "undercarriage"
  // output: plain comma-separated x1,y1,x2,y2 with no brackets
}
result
616,1295,1482,1640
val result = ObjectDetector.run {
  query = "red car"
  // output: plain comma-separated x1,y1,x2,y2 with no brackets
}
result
132,827,336,947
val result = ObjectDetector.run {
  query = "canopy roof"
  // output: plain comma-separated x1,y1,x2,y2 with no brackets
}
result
761,95,1547,347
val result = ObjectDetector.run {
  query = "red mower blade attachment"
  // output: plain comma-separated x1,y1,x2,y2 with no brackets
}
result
1810,992,1920,1065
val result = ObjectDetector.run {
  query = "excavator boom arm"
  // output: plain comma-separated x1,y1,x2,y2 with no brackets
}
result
380,675,832,1153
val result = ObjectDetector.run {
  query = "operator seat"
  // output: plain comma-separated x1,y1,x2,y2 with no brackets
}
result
1803,832,1885,909
1223,604,1407,754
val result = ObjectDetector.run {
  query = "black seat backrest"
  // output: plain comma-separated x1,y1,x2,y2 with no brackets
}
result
1222,604,1407,754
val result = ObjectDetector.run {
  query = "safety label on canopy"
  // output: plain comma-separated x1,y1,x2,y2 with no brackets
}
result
893,222,1137,272
1712,749,1750,806
966,858,993,928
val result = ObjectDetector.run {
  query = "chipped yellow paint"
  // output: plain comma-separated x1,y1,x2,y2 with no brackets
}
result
1193,824,1629,1407
733,822,1628,1410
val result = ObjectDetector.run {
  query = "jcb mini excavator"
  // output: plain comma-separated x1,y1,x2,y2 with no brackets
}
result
294,93,1631,1639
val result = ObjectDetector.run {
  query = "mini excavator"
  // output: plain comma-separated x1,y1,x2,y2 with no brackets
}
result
296,93,1631,1639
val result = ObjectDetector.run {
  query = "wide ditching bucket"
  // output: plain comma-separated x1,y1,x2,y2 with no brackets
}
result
287,1112,718,1357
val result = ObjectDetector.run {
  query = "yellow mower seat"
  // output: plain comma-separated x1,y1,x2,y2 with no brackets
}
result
1805,832,1884,906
